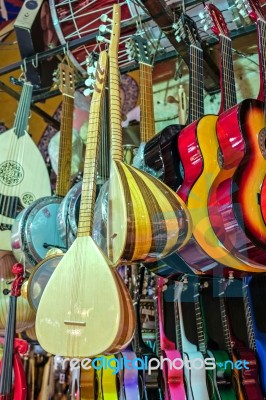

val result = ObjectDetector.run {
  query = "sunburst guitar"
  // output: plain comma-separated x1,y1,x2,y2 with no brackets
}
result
36,48,134,357
0,80,51,251
205,2,266,267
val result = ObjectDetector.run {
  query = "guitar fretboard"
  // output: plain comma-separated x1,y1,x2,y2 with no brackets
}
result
194,286,207,356
257,19,266,113
13,83,33,139
219,288,232,356
219,34,237,113
188,45,204,124
242,280,257,352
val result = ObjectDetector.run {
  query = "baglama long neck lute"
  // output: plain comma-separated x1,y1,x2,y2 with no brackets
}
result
35,48,127,358
102,9,192,266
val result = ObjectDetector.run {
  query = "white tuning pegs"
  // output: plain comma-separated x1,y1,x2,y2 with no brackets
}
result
97,35,111,44
175,34,182,43
87,65,96,75
99,24,112,34
83,87,94,96
85,77,94,87
100,14,112,23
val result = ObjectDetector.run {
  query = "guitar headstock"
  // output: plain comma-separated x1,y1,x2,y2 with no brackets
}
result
83,53,99,97
57,61,76,97
234,0,265,22
97,4,121,54
125,35,153,66
173,13,202,47
10,263,25,297
199,4,230,38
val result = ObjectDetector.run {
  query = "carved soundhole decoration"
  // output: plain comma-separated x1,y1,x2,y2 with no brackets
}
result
0,161,24,186
259,128,266,159
22,193,35,206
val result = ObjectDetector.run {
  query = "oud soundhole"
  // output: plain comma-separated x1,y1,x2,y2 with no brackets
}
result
0,161,24,186
258,128,266,159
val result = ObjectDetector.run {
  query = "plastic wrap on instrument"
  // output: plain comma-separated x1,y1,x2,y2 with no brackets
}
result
132,142,160,178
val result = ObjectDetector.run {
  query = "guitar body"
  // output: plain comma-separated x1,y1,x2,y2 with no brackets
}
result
36,236,122,357
183,351,210,400
162,349,186,400
119,350,140,400
107,160,191,266
0,129,51,250
95,356,118,400
143,124,185,191
11,196,65,268
208,99,266,266
231,346,263,400
177,115,263,274
207,349,236,400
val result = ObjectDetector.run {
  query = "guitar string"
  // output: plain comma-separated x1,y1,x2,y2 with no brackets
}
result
219,35,237,113
0,83,31,229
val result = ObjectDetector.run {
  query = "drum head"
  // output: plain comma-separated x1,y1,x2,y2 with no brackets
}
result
27,254,63,312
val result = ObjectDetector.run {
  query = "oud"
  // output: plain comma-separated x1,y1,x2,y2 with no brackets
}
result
0,79,51,251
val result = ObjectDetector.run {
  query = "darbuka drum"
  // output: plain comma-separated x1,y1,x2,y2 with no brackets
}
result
49,0,135,72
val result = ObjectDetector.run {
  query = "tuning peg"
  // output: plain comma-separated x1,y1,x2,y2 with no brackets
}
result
87,65,96,75
198,11,206,21
100,14,112,23
99,24,112,34
85,77,95,87
83,87,94,96
175,33,182,43
97,35,111,44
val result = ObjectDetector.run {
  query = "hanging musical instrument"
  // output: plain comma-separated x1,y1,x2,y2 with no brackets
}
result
154,277,186,400
0,263,29,400
11,59,75,269
245,275,266,395
218,278,263,399
36,45,134,357
171,4,266,277
195,278,237,400
174,279,210,400
0,79,51,251
205,2,266,267
97,7,191,266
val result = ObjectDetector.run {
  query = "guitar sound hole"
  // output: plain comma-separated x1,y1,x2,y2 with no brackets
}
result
258,128,266,159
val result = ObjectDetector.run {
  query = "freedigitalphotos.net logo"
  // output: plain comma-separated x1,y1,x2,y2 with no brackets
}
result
62,355,250,375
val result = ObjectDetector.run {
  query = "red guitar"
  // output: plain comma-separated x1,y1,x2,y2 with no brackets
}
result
0,263,29,400
206,2,266,267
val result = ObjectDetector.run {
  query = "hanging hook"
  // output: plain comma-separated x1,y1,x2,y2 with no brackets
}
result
32,53,39,68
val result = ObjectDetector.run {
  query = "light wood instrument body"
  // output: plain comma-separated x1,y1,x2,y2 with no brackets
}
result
0,128,51,251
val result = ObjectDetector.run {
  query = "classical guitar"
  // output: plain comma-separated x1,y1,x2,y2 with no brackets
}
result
172,3,266,276
205,2,266,267
143,14,203,191
174,279,210,400
0,79,51,251
218,278,263,399
245,275,266,395
154,276,186,400
36,49,130,357
97,7,191,267
196,278,237,400
0,263,29,400
11,59,74,269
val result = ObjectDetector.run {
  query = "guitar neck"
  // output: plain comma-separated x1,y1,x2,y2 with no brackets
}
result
188,44,204,124
0,296,17,395
153,296,163,358
157,282,176,351
242,280,257,352
194,285,207,356
13,82,33,138
257,19,266,112
219,34,237,113
56,94,74,197
173,294,183,353
140,63,156,141
218,288,233,356
109,5,123,162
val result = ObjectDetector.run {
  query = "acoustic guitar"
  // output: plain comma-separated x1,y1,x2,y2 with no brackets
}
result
205,2,266,267
171,3,266,277
174,279,210,400
154,277,186,400
0,263,29,400
0,79,51,251
218,278,263,399
97,6,192,267
11,59,74,269
36,49,130,357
